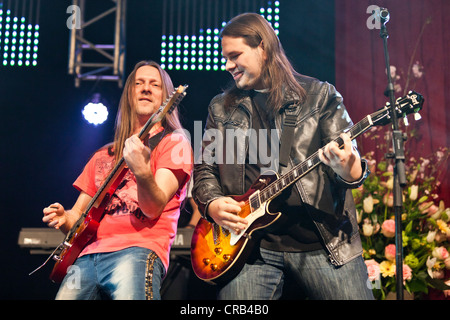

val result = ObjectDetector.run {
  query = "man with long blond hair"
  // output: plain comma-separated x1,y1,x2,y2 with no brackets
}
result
193,13,374,299
43,61,192,300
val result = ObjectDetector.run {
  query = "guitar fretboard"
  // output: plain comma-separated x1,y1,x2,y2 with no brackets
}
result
257,115,374,205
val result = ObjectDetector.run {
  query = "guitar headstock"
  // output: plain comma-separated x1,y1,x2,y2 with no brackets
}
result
370,91,424,127
159,84,189,115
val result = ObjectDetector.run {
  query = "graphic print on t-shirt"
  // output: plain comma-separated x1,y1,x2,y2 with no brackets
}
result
94,151,146,221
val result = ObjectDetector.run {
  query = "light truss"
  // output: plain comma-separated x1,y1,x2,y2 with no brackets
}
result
68,0,127,87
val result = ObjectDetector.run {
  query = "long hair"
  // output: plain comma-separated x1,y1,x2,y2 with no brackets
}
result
113,60,184,162
221,13,306,113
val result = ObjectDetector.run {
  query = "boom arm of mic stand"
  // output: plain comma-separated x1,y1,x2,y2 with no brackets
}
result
380,22,406,300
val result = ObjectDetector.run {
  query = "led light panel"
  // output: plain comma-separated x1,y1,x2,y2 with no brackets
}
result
0,2,40,67
161,0,280,71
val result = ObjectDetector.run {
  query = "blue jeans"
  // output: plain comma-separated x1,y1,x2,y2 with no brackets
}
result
218,247,374,300
55,247,165,300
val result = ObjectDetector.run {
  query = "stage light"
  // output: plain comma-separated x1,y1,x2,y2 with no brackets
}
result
0,2,40,68
82,93,108,125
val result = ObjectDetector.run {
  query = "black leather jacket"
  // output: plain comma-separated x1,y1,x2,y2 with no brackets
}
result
193,76,369,266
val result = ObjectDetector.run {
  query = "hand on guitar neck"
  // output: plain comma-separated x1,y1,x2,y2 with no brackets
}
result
318,132,363,182
207,197,248,235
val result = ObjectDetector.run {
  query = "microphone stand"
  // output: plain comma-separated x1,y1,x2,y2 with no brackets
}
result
378,8,406,300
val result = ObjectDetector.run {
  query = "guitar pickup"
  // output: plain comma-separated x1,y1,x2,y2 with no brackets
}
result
249,190,261,212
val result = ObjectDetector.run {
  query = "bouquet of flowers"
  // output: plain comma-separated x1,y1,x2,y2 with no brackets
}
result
353,126,450,299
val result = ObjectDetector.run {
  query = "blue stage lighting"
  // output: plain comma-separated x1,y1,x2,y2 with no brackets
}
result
82,93,108,125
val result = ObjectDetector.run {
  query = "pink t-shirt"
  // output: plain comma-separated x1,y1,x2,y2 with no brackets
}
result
73,131,192,271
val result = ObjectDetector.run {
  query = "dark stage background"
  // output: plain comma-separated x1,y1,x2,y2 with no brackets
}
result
0,0,335,300
1,0,448,300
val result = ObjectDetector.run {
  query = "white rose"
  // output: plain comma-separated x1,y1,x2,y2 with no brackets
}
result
363,195,374,213
410,185,418,201
362,222,374,237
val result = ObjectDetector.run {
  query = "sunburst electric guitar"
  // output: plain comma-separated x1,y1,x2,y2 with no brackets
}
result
191,91,424,284
36,85,188,283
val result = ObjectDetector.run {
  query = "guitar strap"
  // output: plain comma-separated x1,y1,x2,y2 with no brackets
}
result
278,103,300,170
148,127,173,151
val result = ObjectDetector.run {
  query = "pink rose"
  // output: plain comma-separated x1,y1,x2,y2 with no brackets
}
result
426,205,439,217
445,257,450,270
364,259,381,282
383,192,394,207
419,201,433,213
385,244,396,261
381,219,396,238
392,263,412,283
432,246,449,260
400,264,412,283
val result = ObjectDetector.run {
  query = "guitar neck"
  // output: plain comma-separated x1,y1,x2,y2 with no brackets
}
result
259,115,374,204
137,105,166,140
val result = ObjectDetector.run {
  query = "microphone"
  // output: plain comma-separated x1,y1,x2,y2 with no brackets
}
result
379,7,390,24
372,7,390,25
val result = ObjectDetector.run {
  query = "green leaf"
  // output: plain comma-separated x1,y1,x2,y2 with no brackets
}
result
428,279,450,291
407,279,428,294
405,220,413,233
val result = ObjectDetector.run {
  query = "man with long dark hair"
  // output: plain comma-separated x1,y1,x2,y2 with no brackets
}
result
193,13,374,299
43,61,192,300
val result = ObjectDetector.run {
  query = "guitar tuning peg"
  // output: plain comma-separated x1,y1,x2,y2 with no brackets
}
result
414,113,422,121
403,116,409,126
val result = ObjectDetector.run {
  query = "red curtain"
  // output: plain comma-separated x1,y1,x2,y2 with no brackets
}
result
335,0,450,204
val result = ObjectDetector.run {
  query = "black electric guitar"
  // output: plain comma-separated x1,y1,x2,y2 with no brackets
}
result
191,91,424,284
